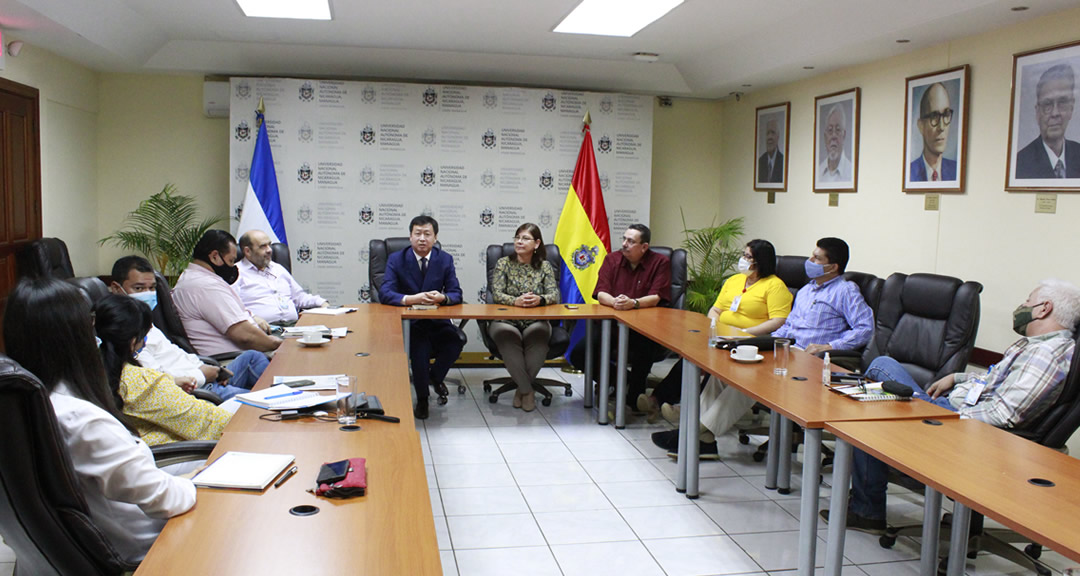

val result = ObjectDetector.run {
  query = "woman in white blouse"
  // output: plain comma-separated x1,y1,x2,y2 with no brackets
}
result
3,277,196,563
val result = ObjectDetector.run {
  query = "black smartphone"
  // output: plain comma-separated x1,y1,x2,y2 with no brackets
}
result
317,460,350,485
282,379,316,388
216,367,233,383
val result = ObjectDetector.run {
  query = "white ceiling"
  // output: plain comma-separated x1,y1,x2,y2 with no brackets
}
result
2,0,1077,99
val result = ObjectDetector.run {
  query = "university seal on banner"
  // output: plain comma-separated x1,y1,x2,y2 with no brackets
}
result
539,170,553,190
234,121,250,141
421,205,434,217
297,163,313,183
360,124,375,145
481,169,495,188
599,172,610,191
538,209,552,228
233,204,243,222
598,135,612,154
361,85,376,104
234,165,249,182
420,167,436,187
359,285,372,303
235,81,251,100
360,166,375,185
297,204,312,224
477,248,487,265
541,133,555,151
541,92,556,112
423,87,438,107
359,248,370,263
298,122,313,143
483,90,498,109
478,287,488,304
572,245,599,271
297,243,313,264
358,204,374,224
422,127,436,147
479,207,494,227
481,129,496,150
299,82,315,102
599,96,613,115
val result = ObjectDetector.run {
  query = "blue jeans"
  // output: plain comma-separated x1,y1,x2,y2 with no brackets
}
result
850,356,958,520
200,350,269,401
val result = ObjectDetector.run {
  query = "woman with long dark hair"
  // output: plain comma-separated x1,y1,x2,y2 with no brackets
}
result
3,277,195,562
487,223,560,411
94,294,231,445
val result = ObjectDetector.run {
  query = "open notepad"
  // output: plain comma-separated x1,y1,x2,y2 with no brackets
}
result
234,384,348,410
828,382,907,402
193,451,295,490
301,307,358,316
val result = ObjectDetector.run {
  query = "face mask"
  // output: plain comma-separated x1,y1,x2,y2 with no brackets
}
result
804,259,828,279
1012,303,1043,336
736,257,752,274
210,258,240,285
130,290,158,311
95,336,102,348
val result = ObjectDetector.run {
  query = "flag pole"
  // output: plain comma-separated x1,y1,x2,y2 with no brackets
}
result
256,97,265,128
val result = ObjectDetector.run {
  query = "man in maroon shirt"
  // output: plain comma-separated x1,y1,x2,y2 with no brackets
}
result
570,224,671,411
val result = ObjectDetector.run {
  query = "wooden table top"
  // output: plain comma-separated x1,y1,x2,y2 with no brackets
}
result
826,418,1080,563
401,302,611,320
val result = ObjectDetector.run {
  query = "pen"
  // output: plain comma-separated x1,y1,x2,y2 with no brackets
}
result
274,466,298,488
267,390,303,399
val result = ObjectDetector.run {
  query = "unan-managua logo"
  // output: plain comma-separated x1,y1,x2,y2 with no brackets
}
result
234,165,249,182
297,163,313,183
600,172,610,191
421,205,434,217
541,92,556,112
478,287,488,304
420,167,436,187
541,132,555,151
360,124,375,145
298,122,313,143
599,96,613,114
483,90,497,109
598,135,612,154
297,243,313,263
358,285,372,303
572,245,600,271
479,207,494,227
234,121,250,141
233,204,243,222
481,169,495,188
358,204,374,224
423,87,438,107
538,209,552,228
539,170,554,190
477,248,487,265
297,204,312,224
299,81,315,102
359,248,370,263
481,129,496,149
361,85,376,104
422,127,436,147
235,80,251,100
360,166,375,185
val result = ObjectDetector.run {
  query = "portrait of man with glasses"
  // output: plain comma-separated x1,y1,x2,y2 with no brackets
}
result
910,82,957,182
904,67,968,191
1015,63,1080,179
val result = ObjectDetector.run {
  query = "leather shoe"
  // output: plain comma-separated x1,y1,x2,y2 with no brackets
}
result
413,398,429,420
433,381,449,398
819,509,886,535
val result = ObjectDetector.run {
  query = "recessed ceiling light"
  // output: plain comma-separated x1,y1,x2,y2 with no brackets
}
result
236,0,331,20
896,39,910,44
803,66,815,70
1011,5,1029,11
555,0,684,37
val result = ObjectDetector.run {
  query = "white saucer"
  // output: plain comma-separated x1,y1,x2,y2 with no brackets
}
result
299,337,331,347
730,354,764,363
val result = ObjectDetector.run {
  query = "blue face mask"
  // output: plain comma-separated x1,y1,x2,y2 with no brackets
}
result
804,259,828,279
95,336,102,348
130,290,158,311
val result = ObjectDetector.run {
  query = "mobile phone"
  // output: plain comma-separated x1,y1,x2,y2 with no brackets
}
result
564,304,579,310
282,379,316,388
317,460,350,485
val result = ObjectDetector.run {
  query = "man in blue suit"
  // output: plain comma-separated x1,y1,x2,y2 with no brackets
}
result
909,82,957,182
1016,63,1080,179
379,215,464,419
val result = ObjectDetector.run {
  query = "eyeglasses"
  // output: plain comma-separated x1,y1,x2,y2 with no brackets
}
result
513,236,536,242
1038,97,1075,115
742,253,754,261
920,108,954,128
824,125,844,137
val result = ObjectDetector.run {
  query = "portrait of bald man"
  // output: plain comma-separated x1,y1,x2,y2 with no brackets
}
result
754,103,789,190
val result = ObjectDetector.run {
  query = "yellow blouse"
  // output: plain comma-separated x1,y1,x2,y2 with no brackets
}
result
711,274,793,329
119,364,231,446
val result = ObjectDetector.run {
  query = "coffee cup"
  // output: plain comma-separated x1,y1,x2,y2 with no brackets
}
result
302,332,323,343
731,345,758,361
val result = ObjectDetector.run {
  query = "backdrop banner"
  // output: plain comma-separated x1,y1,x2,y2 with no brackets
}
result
229,78,653,350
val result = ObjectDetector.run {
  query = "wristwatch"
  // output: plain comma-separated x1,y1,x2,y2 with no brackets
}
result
633,299,640,309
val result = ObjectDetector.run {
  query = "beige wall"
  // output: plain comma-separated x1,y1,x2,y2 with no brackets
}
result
713,6,1080,353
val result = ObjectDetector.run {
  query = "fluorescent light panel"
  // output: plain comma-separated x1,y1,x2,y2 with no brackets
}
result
237,0,331,20
554,0,683,37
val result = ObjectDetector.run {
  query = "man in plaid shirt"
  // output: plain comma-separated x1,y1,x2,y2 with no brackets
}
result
829,278,1080,533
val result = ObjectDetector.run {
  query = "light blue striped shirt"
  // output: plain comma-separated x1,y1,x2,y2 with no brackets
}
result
772,275,873,350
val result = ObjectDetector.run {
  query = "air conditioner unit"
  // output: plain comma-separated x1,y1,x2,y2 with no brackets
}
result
203,81,230,118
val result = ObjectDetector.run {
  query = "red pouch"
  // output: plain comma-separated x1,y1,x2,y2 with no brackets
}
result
313,457,366,498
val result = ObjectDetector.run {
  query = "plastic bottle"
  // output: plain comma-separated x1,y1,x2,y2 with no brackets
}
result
708,318,718,348
822,352,831,386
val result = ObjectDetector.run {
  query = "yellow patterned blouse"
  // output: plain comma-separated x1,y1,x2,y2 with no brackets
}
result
118,364,231,446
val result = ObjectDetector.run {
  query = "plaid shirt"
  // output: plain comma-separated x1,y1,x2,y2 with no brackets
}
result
950,329,1075,428
772,275,873,351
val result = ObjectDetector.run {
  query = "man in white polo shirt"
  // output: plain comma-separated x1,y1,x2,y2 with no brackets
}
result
236,229,326,326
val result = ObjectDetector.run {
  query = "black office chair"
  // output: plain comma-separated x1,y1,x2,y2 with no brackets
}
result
0,355,214,576
271,242,292,273
368,237,469,403
151,271,198,355
16,237,75,280
774,254,810,298
66,276,110,305
478,243,572,406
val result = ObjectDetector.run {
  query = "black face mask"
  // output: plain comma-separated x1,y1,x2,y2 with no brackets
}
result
210,253,239,285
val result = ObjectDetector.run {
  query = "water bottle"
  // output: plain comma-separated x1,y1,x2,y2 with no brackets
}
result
822,352,831,386
708,318,718,348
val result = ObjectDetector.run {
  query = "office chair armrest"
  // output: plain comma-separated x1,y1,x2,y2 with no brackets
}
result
198,356,221,367
815,349,862,373
209,351,242,363
152,441,217,468
191,389,223,405
456,318,470,331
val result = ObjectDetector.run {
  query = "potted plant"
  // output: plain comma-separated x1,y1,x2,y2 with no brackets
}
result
100,184,225,285
680,209,745,315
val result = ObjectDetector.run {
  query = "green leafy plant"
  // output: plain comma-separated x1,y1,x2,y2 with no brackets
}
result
680,209,745,315
100,184,225,284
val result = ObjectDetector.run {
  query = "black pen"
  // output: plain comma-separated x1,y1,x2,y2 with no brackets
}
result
274,465,298,488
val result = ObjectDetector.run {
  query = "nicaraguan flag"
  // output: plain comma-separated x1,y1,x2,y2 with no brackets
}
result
237,109,288,245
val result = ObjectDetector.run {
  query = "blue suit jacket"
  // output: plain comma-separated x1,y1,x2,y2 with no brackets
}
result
379,246,462,307
909,156,957,182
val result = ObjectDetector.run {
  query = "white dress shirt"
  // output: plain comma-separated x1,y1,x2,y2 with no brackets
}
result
817,153,853,183
237,259,327,324
50,383,196,562
135,324,206,385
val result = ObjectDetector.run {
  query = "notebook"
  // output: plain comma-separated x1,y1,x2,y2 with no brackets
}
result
829,382,908,402
234,384,348,410
301,307,358,316
193,451,295,490
273,374,347,391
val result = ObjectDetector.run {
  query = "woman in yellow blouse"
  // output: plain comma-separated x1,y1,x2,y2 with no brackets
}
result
95,295,231,446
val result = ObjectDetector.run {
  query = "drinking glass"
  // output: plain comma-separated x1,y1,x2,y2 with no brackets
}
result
774,339,791,376
337,375,358,425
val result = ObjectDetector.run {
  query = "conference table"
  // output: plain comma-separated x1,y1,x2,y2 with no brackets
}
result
823,418,1080,576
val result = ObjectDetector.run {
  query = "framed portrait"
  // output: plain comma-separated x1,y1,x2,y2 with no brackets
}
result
1006,40,1080,191
754,102,790,191
813,88,860,192
903,66,969,193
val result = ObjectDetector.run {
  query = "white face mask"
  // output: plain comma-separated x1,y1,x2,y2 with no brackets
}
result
736,257,752,274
